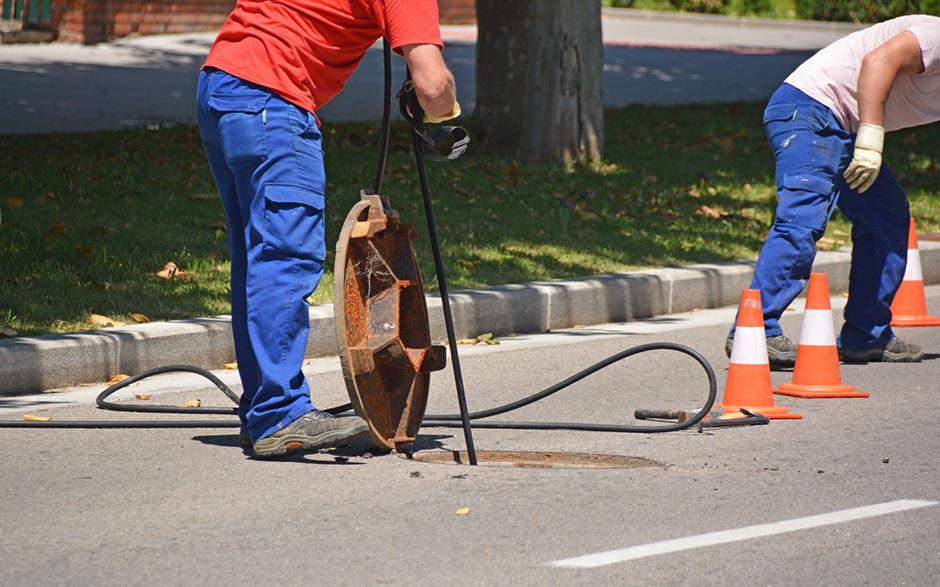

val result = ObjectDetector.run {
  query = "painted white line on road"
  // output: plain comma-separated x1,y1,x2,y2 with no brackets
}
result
548,500,937,569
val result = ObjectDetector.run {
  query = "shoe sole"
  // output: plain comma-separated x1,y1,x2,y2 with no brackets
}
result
840,349,925,363
767,348,796,368
253,426,369,458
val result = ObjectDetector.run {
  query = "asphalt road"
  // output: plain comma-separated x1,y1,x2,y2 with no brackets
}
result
2,287,939,585
0,32,812,135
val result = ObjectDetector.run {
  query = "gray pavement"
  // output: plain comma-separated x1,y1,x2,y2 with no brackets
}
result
1,287,939,585
0,10,858,135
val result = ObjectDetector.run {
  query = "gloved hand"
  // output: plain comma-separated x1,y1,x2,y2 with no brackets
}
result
424,101,461,124
843,123,884,193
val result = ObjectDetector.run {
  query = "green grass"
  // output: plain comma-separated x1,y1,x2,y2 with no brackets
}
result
604,0,798,20
2,103,939,336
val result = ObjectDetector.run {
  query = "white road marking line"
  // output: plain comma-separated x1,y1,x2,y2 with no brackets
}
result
548,500,937,569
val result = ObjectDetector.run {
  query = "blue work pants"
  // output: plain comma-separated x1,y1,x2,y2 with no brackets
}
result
740,83,909,349
196,69,326,442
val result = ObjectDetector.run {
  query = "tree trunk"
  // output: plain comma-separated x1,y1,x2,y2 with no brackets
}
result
474,0,604,163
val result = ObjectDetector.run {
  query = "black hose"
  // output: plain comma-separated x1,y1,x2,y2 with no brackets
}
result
1,343,715,433
424,343,717,433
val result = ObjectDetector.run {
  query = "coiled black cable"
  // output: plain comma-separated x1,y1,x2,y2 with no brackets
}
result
0,342,715,433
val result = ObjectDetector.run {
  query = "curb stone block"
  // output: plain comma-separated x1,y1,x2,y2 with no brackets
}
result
2,242,939,396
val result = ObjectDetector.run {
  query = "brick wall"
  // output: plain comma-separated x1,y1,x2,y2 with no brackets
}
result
48,0,477,44
439,0,476,24
48,0,233,44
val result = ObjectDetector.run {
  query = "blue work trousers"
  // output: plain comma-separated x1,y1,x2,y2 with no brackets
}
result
196,68,326,442
741,83,909,349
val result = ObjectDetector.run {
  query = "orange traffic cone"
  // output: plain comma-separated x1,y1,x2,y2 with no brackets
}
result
775,273,868,399
720,289,802,420
891,217,940,327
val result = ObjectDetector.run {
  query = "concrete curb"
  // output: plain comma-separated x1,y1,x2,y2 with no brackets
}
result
3,242,939,395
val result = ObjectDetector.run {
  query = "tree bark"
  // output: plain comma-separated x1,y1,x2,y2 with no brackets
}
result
474,0,604,163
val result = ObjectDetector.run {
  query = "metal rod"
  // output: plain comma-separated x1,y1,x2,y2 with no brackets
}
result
409,119,477,466
372,38,393,203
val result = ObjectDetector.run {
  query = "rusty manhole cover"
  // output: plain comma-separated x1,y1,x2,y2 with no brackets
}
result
407,450,662,469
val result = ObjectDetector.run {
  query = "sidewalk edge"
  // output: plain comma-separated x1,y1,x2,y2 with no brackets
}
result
2,243,938,395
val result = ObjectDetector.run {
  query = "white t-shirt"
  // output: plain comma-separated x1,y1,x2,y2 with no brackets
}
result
785,15,940,133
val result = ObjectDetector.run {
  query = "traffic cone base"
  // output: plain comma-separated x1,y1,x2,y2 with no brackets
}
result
773,342,869,399
775,382,868,399
891,314,940,327
721,403,803,419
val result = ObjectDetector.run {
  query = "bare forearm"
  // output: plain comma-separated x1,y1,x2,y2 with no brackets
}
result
411,68,456,117
402,43,458,118
856,30,925,127
856,56,897,127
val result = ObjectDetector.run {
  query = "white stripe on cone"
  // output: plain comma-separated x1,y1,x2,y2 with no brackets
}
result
798,309,836,346
903,249,923,281
730,326,768,365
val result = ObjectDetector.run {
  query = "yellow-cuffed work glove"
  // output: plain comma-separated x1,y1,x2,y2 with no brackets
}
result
424,101,461,124
843,123,884,193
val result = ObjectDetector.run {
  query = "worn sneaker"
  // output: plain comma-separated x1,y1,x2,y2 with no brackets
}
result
239,425,251,449
725,334,797,368
253,409,369,458
840,337,924,363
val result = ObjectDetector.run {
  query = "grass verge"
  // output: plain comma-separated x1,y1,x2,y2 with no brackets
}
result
2,103,939,335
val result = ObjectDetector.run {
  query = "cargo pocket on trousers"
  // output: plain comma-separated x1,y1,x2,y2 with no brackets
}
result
774,173,836,234
261,184,326,262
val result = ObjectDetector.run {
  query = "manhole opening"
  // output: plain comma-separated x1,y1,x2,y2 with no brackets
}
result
406,450,662,469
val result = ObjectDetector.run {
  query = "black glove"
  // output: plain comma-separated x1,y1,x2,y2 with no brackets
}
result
397,79,469,162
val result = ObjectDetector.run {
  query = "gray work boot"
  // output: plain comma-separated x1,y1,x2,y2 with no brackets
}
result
840,337,924,363
253,409,369,458
725,334,798,368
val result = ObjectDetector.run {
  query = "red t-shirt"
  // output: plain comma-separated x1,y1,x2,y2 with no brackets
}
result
204,0,443,116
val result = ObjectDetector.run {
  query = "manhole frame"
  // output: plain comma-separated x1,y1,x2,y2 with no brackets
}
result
405,449,663,470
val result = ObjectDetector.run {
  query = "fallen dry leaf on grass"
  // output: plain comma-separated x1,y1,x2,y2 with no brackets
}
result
75,244,93,259
180,399,202,408
695,205,731,219
223,362,238,370
129,313,150,324
0,328,18,337
155,261,192,282
455,507,471,516
23,414,51,422
107,374,129,385
4,196,23,209
188,193,216,202
46,221,67,238
457,333,499,346
89,314,125,328
134,394,151,401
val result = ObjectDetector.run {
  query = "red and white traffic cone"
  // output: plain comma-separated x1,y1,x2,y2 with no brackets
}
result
891,217,940,327
775,273,868,399
720,289,802,420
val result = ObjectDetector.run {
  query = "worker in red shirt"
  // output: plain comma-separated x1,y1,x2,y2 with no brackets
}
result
196,0,461,458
